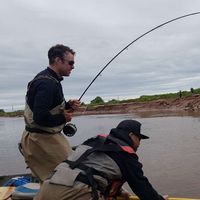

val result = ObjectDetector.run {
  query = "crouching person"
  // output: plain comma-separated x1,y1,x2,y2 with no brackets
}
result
34,120,168,200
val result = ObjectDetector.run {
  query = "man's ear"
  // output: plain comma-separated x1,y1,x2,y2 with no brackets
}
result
129,132,133,137
55,57,61,63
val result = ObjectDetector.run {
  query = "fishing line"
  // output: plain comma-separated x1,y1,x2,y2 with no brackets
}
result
64,12,200,137
78,12,200,101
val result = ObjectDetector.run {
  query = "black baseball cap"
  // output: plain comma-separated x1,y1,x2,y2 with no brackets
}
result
116,120,149,139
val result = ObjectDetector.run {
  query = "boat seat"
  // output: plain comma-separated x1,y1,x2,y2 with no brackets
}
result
11,183,40,200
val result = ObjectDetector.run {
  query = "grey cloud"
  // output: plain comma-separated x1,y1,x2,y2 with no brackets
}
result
1,0,200,110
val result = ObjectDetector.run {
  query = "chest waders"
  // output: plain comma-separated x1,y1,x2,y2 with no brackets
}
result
64,135,136,200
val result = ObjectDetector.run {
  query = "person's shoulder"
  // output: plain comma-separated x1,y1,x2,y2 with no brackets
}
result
119,151,140,167
82,135,106,147
120,151,139,160
33,68,47,76
28,73,57,92
106,150,139,164
34,69,58,84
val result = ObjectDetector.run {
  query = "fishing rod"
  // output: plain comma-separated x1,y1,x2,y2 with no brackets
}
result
78,11,200,101
64,12,200,137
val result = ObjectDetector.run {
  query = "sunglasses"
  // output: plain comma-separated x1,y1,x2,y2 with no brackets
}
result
63,59,75,66
68,60,75,66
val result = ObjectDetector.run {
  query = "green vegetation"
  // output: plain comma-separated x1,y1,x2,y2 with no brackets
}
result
88,87,200,106
90,96,104,105
0,109,5,114
1,87,200,117
0,110,24,117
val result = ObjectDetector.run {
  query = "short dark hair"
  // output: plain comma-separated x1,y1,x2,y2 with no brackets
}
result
48,44,75,64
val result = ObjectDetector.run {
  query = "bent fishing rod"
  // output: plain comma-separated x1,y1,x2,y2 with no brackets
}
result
78,11,200,101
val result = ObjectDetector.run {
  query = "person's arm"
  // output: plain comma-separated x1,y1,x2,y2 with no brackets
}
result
107,152,165,200
32,80,66,127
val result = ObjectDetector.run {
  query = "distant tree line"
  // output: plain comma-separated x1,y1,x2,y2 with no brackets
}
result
0,109,23,117
0,109,5,113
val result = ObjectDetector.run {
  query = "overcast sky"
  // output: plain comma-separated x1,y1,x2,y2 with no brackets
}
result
1,0,200,111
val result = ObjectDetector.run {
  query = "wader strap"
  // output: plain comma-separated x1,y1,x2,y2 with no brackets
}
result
85,168,99,200
25,126,59,134
27,75,59,91
76,172,99,200
65,160,99,200
18,142,24,156
65,160,108,200
65,160,107,180
64,143,131,200
64,145,123,200
65,144,122,169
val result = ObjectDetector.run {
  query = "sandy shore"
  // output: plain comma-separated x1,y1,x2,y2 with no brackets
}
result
75,94,200,117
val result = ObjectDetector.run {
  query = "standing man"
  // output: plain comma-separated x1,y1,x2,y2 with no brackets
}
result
34,120,168,200
20,44,80,182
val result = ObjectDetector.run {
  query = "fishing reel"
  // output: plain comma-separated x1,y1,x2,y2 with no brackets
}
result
62,123,77,137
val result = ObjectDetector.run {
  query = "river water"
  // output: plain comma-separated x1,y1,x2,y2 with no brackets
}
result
0,113,200,198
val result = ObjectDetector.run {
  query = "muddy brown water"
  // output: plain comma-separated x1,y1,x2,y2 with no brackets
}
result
0,112,200,198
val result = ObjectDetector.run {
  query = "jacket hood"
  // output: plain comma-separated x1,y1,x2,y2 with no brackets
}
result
108,128,134,147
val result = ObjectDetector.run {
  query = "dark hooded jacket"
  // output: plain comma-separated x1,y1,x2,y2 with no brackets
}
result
103,128,164,200
69,127,164,200
25,67,71,127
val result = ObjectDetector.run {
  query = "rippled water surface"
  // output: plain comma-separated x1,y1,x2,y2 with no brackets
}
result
0,113,200,198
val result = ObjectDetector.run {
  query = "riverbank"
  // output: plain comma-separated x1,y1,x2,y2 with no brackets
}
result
1,94,200,118
75,94,200,116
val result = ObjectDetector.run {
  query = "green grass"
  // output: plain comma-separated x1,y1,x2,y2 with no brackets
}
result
88,88,199,106
0,110,24,117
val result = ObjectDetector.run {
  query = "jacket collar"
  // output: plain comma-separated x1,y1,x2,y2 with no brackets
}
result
47,67,63,82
